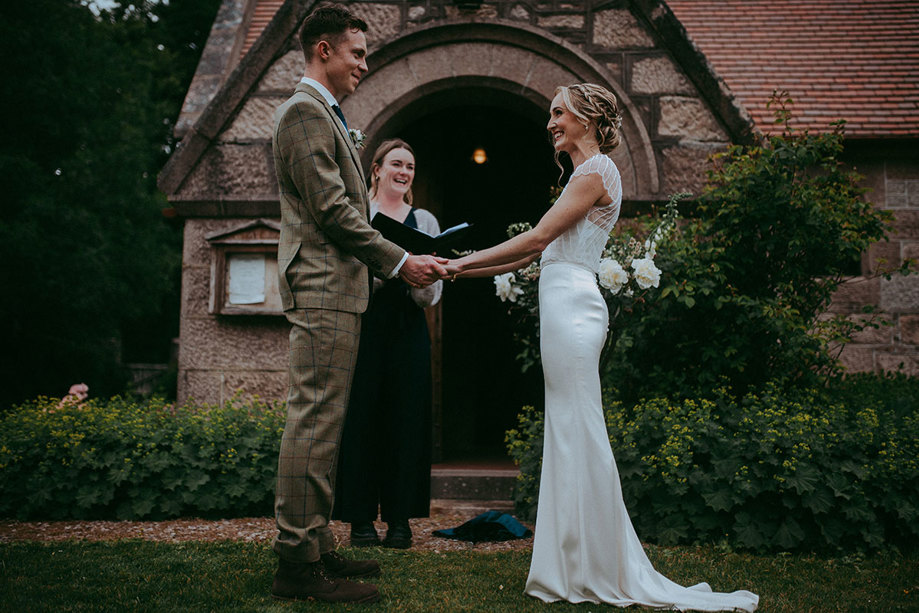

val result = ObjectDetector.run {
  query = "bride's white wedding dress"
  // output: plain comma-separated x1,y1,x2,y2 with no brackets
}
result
525,154,758,612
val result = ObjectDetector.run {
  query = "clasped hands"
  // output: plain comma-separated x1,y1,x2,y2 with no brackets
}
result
398,254,462,288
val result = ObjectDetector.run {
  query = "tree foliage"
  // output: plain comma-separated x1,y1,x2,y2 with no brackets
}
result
0,0,219,407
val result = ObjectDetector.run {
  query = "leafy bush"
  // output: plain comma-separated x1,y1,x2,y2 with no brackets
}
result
604,109,906,402
506,376,919,553
504,405,545,517
827,371,919,418
0,395,284,520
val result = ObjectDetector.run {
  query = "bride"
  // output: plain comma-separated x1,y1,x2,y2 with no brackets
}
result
444,83,759,611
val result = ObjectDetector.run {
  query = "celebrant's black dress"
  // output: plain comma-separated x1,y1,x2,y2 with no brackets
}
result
333,208,435,523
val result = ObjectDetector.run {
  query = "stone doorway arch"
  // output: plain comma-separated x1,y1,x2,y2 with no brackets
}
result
346,20,661,200
342,21,660,461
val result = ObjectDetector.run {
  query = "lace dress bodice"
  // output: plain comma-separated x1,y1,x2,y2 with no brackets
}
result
540,154,622,273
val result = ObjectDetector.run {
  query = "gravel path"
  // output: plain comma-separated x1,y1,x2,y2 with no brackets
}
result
0,507,534,553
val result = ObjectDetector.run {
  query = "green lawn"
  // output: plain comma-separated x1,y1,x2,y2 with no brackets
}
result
0,542,916,612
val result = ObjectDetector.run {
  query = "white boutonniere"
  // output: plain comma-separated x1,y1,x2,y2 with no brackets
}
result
349,128,366,149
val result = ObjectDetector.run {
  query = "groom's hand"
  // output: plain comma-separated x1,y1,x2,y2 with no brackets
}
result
400,254,448,288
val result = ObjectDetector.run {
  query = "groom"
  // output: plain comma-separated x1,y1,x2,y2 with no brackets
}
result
270,3,447,604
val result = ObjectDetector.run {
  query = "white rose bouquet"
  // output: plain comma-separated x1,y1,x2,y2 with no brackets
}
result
494,191,687,371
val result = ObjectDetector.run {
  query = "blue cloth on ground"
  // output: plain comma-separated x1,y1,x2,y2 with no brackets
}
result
432,510,533,542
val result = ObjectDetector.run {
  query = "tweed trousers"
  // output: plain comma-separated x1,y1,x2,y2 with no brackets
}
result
273,308,361,562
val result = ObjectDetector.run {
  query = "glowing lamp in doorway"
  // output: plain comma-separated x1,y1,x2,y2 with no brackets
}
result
472,147,487,164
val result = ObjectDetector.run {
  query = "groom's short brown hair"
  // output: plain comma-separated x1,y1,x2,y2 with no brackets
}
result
299,4,368,61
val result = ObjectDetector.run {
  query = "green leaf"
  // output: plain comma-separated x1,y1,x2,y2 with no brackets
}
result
775,517,805,549
803,487,835,514
733,513,767,550
894,498,917,521
826,472,852,499
132,498,155,518
656,515,690,545
703,489,734,512
842,499,875,523
75,488,102,510
785,465,820,495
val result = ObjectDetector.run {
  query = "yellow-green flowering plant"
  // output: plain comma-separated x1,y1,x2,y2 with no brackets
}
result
494,192,687,372
0,394,284,520
507,376,919,552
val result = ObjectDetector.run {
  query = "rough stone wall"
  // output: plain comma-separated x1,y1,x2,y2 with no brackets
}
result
831,157,919,376
176,59,295,201
177,218,289,405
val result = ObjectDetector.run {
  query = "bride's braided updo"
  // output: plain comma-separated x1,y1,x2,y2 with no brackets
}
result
555,83,622,153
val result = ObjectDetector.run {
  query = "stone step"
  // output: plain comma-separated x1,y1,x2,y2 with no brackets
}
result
430,464,519,502
430,498,515,515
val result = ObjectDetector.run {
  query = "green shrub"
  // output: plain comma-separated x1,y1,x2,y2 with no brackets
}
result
504,405,544,518
506,376,919,553
827,371,919,418
0,395,284,520
604,108,908,402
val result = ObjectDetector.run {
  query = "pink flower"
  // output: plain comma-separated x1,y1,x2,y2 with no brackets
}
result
59,383,89,408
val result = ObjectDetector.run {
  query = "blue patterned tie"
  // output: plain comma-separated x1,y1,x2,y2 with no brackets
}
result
332,104,348,130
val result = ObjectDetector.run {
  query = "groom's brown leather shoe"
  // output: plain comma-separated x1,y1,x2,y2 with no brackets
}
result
271,558,380,603
321,549,381,578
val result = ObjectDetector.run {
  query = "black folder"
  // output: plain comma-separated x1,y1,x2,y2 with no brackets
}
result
371,213,473,255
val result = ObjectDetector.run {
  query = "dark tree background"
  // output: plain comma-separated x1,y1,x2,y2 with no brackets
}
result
0,0,221,407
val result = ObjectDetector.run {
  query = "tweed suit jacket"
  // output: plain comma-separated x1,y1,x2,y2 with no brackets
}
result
273,82,405,313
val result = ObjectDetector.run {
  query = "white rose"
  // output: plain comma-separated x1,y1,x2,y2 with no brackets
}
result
597,258,629,294
631,257,661,289
494,272,524,303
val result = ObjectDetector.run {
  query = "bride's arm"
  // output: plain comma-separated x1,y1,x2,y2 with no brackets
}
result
444,173,606,276
452,254,539,279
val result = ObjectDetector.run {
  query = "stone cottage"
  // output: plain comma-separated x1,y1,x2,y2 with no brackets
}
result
158,0,919,461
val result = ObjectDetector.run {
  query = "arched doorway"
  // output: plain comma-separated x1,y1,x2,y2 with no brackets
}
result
344,21,662,461
370,85,558,461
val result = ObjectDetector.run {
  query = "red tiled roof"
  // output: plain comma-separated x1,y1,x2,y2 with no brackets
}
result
236,0,919,138
240,0,285,59
667,0,919,138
